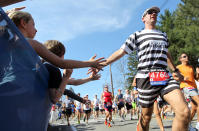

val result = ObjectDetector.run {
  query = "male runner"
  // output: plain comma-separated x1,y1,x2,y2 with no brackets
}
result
100,6,189,131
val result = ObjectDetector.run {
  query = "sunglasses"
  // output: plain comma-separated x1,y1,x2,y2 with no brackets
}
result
147,10,158,15
181,55,187,58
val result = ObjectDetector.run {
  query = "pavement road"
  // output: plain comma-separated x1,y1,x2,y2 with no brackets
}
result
48,114,197,131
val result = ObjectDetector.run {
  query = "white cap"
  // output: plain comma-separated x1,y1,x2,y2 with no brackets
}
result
142,6,160,18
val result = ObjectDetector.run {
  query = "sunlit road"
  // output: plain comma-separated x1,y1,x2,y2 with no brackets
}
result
48,114,197,131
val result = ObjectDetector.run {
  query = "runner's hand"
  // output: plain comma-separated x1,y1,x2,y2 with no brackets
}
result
172,73,179,81
173,72,184,82
88,54,105,70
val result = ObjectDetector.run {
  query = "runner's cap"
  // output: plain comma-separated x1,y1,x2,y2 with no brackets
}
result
142,6,160,18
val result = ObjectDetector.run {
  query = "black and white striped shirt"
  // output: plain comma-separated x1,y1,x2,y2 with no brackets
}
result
121,29,169,78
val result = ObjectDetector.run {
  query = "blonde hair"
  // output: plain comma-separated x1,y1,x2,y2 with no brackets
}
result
8,11,32,27
44,40,65,57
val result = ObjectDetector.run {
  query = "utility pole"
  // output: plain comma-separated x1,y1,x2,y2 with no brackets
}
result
109,64,114,98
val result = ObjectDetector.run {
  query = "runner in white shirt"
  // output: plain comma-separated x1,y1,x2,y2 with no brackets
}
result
63,95,72,126
93,94,100,120
99,100,105,115
75,93,82,124
124,89,133,120
83,95,91,124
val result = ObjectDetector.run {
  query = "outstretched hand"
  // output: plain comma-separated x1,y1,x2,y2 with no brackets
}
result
87,54,107,75
6,6,26,15
63,69,73,79
89,72,101,80
89,54,106,70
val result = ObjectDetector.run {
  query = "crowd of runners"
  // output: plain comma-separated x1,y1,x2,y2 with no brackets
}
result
49,86,141,127
4,4,199,131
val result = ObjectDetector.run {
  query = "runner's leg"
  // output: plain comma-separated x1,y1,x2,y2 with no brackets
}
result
191,95,199,121
190,101,197,121
154,101,164,131
138,106,153,131
163,89,190,131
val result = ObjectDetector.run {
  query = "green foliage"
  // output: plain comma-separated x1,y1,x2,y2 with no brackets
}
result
126,51,138,90
157,0,199,67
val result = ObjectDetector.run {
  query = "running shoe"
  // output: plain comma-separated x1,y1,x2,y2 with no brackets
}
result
108,123,112,127
104,120,107,126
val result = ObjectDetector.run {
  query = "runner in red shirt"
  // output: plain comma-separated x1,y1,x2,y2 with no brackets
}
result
101,85,113,127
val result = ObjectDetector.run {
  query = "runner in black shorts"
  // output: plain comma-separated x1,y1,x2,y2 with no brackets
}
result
124,89,133,120
115,89,125,121
83,95,91,125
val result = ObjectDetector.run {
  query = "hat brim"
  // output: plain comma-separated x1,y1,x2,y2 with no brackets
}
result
142,6,160,18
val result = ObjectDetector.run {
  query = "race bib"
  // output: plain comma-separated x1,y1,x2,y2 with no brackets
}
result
149,71,170,86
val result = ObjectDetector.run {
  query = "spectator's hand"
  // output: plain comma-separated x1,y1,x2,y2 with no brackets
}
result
88,54,105,70
6,6,26,15
63,69,73,79
89,73,101,81
87,54,105,74
49,88,62,104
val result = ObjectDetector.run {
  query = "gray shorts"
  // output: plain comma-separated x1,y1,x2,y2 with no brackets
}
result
183,87,198,97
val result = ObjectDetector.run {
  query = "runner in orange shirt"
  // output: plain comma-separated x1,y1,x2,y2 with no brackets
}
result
177,53,199,130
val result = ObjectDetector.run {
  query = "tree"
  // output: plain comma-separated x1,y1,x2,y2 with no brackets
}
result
125,0,199,89
157,0,199,67
114,56,128,90
126,51,138,89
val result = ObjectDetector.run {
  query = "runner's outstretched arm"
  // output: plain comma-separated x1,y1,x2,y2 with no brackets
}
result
102,48,127,67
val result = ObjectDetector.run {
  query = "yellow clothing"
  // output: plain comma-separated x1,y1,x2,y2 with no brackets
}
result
177,64,196,88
